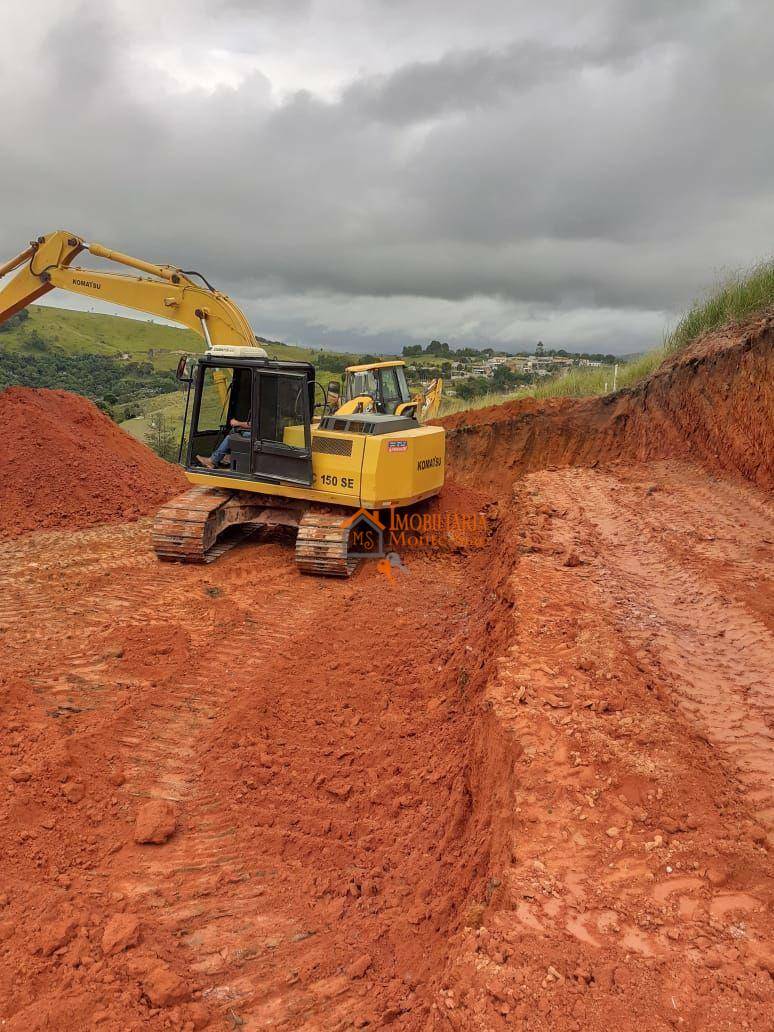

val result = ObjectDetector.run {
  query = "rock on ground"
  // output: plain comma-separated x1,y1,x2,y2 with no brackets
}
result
142,964,190,1007
102,913,141,955
134,799,177,845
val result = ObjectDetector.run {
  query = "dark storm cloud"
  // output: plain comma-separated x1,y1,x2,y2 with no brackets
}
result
344,42,584,123
0,0,771,353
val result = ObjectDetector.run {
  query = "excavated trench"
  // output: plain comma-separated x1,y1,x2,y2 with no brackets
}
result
410,316,774,1027
442,312,773,492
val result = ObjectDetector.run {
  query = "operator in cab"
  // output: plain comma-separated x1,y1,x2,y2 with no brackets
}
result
196,415,251,469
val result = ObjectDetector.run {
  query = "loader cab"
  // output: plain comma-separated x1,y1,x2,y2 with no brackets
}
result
186,352,316,487
342,361,414,416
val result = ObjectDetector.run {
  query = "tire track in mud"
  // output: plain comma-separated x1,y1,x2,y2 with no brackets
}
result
0,523,335,1023
531,463,774,829
0,523,167,717
616,465,774,629
112,578,339,1028
0,518,491,1029
137,554,483,1031
432,481,774,1029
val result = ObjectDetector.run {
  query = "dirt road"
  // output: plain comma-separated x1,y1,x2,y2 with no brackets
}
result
533,462,774,827
0,488,502,1030
0,456,771,1030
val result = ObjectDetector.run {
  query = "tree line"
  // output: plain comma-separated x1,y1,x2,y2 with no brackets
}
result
0,349,178,418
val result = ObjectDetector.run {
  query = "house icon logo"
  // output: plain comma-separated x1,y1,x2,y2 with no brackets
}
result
341,508,386,558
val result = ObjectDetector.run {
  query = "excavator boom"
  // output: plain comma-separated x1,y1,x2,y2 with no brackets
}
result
0,230,258,350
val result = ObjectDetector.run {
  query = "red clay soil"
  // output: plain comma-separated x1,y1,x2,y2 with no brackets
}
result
0,323,771,1030
440,311,774,492
0,387,184,538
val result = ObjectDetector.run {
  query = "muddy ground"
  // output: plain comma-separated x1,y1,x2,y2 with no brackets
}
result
0,321,771,1030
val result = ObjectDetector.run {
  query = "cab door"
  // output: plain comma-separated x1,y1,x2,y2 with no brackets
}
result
251,371,313,486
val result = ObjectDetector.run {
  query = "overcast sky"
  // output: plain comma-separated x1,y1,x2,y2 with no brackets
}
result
1,0,771,354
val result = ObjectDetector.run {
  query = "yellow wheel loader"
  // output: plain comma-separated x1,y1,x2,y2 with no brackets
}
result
335,360,443,422
0,231,446,575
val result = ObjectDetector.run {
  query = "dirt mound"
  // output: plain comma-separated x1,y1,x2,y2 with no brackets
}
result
0,387,184,538
441,313,774,492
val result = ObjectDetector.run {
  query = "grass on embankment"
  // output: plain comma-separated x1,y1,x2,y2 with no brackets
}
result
442,259,774,415
439,351,664,415
663,259,774,353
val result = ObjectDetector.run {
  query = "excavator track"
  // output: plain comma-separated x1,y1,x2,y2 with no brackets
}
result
153,489,358,576
295,511,359,578
152,487,271,563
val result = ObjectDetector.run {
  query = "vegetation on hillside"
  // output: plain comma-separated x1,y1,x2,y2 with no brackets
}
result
0,310,30,334
438,350,660,414
0,350,177,416
144,412,179,463
664,259,774,353
0,304,201,370
403,338,618,364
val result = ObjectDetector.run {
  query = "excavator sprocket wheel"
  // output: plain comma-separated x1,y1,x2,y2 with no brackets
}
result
295,511,359,578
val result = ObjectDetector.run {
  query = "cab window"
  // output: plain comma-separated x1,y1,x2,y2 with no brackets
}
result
195,367,232,433
396,365,410,401
347,370,378,401
379,367,403,412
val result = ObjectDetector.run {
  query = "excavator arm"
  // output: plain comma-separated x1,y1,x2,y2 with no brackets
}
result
419,376,443,420
0,230,258,350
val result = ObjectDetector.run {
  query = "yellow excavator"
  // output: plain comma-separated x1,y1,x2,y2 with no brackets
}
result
0,231,445,575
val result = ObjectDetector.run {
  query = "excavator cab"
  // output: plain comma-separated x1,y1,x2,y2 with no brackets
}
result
187,353,316,487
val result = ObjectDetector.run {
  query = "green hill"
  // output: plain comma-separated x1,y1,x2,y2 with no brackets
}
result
0,303,388,369
0,304,200,370
0,305,381,443
0,304,334,371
